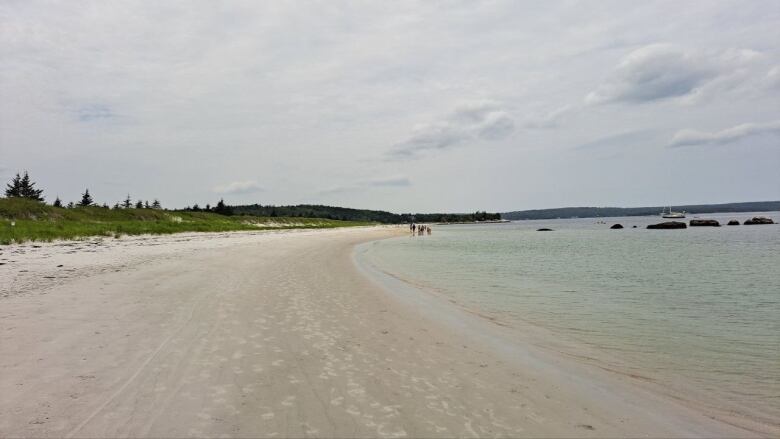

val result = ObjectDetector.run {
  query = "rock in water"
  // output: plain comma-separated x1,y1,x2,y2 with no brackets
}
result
689,219,720,227
743,217,774,225
727,220,740,226
536,228,553,231
610,224,624,229
647,221,687,229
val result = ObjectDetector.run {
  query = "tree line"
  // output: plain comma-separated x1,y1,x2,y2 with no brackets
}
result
5,171,503,222
502,202,780,220
4,171,163,210
211,203,502,223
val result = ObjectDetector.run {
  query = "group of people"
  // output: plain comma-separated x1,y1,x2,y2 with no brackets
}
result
409,223,431,236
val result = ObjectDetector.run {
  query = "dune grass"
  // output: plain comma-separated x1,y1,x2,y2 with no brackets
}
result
0,198,372,245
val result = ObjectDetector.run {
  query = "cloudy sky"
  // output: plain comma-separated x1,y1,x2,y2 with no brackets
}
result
1,1,779,213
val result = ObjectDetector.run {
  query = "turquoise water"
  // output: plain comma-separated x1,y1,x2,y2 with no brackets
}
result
364,213,780,424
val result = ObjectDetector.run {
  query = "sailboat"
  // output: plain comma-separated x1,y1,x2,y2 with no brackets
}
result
661,206,686,219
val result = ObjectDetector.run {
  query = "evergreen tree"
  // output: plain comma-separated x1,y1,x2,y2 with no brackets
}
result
192,204,200,211
122,194,132,208
214,199,233,215
4,171,44,200
113,203,120,209
152,199,161,209
67,201,74,208
135,200,143,209
205,204,211,211
5,173,22,197
79,189,93,206
52,196,62,208
144,200,150,209
19,172,44,200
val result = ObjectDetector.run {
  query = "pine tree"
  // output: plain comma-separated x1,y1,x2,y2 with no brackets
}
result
79,189,93,206
135,200,143,209
144,200,150,209
205,204,211,211
67,201,74,208
214,199,233,215
4,171,44,200
19,172,44,200
113,203,120,209
53,196,63,208
5,173,22,197
152,199,161,209
122,194,132,208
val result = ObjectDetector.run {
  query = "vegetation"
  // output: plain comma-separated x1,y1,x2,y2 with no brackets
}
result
0,198,371,245
502,201,780,220
227,204,501,224
79,189,93,207
0,171,501,244
5,171,44,201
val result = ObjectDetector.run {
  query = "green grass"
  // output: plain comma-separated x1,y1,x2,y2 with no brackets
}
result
0,198,372,245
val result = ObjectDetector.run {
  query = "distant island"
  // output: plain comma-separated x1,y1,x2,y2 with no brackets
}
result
502,201,780,221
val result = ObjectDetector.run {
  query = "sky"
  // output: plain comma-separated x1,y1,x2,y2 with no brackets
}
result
1,1,779,213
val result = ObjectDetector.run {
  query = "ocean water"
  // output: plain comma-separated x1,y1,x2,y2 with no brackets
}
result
363,212,780,424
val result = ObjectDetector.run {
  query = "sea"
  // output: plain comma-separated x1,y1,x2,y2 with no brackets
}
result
360,212,780,425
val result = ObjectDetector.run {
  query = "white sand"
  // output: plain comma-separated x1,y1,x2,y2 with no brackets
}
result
0,227,773,437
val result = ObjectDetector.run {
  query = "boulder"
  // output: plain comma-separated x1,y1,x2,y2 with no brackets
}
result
689,219,720,227
536,228,553,231
744,217,774,225
647,221,687,230
727,220,740,226
610,224,624,229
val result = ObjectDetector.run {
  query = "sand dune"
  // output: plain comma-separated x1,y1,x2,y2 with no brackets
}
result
0,227,768,437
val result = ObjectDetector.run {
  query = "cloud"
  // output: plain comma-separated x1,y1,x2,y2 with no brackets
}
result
319,175,411,195
388,102,515,159
574,129,657,150
669,120,780,148
586,44,718,105
212,180,264,195
524,105,576,129
584,45,773,106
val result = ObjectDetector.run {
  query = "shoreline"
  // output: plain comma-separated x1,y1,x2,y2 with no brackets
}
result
0,227,773,437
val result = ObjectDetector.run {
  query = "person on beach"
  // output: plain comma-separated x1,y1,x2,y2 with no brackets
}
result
427,225,431,235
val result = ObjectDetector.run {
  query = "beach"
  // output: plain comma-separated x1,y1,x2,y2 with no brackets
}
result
0,227,771,437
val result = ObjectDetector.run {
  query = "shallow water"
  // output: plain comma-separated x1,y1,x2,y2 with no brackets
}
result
365,212,780,423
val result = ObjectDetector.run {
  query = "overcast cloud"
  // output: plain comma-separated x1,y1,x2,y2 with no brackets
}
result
669,120,780,148
1,1,778,212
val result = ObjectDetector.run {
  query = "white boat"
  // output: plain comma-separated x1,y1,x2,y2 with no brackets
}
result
661,206,686,219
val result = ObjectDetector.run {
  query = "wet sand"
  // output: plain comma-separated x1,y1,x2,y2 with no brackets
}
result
0,227,770,437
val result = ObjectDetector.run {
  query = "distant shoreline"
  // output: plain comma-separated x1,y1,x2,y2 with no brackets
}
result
502,201,780,221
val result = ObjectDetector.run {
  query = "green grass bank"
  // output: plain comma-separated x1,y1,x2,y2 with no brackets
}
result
0,198,372,245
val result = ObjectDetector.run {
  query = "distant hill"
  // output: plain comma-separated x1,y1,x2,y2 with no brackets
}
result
502,201,780,221
228,204,501,224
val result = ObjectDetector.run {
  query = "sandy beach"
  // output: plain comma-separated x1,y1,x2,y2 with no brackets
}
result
0,227,771,438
